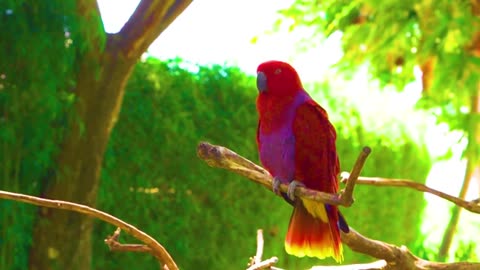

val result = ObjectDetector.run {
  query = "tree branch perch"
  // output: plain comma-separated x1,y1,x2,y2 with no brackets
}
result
0,190,177,270
197,142,370,206
340,173,480,214
197,142,480,270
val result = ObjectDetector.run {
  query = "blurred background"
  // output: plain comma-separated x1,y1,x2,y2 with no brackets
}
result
1,0,479,269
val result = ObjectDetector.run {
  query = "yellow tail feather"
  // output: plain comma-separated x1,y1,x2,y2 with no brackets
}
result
285,202,343,262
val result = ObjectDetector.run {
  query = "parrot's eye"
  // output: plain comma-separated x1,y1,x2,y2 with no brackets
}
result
274,68,282,75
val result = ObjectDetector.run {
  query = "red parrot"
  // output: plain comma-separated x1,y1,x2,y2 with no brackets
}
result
255,60,348,262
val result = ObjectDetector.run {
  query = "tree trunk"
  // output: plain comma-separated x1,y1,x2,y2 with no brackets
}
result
29,38,137,270
437,159,477,261
437,91,480,261
28,1,191,269
29,0,192,270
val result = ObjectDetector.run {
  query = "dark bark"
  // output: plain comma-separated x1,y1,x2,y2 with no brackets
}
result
29,39,136,270
29,1,192,269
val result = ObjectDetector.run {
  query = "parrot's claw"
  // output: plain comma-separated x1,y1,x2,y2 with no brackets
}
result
287,180,305,201
272,177,282,196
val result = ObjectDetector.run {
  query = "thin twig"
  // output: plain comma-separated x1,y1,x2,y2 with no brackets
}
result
311,260,387,269
247,257,280,270
339,228,480,269
105,228,154,254
247,229,282,270
0,190,177,270
255,229,264,264
340,173,480,214
340,146,371,206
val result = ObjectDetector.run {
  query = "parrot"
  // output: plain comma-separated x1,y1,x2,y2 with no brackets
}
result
255,60,349,262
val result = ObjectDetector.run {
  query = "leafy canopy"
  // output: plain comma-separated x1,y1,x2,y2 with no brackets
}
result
277,0,480,135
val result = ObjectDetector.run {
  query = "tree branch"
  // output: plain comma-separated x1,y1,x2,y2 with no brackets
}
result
105,227,154,254
197,142,480,270
339,146,371,206
340,228,480,270
311,260,387,269
0,190,177,270
247,257,281,270
116,0,193,59
197,141,369,206
247,229,282,270
340,173,480,214
254,229,264,265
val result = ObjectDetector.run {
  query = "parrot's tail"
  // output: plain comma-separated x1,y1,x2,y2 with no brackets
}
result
285,199,343,262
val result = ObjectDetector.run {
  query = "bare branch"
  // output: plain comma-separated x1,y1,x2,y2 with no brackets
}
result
197,142,369,206
311,260,387,269
105,228,154,254
255,229,264,264
198,141,480,214
339,146,371,206
197,142,480,270
341,228,399,263
116,0,193,59
340,228,480,269
341,173,480,214
0,190,177,270
247,229,283,270
247,257,280,270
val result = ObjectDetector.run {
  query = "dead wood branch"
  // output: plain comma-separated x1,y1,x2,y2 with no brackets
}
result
0,190,177,270
341,173,480,214
105,227,154,254
117,0,193,59
340,228,480,269
255,229,264,265
197,141,370,206
247,229,283,270
197,142,480,270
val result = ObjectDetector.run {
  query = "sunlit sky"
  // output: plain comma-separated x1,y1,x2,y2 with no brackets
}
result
97,0,477,190
97,0,342,80
98,0,480,258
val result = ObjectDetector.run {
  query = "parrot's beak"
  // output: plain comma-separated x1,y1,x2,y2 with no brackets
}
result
257,72,267,93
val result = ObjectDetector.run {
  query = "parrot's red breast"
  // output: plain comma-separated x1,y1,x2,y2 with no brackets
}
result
255,60,345,262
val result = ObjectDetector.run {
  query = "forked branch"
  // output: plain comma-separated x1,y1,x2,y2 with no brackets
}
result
0,191,177,270
197,141,369,206
117,0,193,59
247,229,282,270
105,227,154,254
340,173,480,214
197,142,480,270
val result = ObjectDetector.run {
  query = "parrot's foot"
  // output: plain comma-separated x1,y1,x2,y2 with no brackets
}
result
287,180,305,201
272,177,282,196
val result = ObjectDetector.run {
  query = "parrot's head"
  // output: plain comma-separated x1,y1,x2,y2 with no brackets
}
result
256,60,303,97
256,61,304,117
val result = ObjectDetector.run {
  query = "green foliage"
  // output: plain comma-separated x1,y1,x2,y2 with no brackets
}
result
454,241,479,262
0,1,79,89
94,58,266,269
0,1,434,269
0,1,79,269
92,58,431,269
278,1,480,261
277,0,480,134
